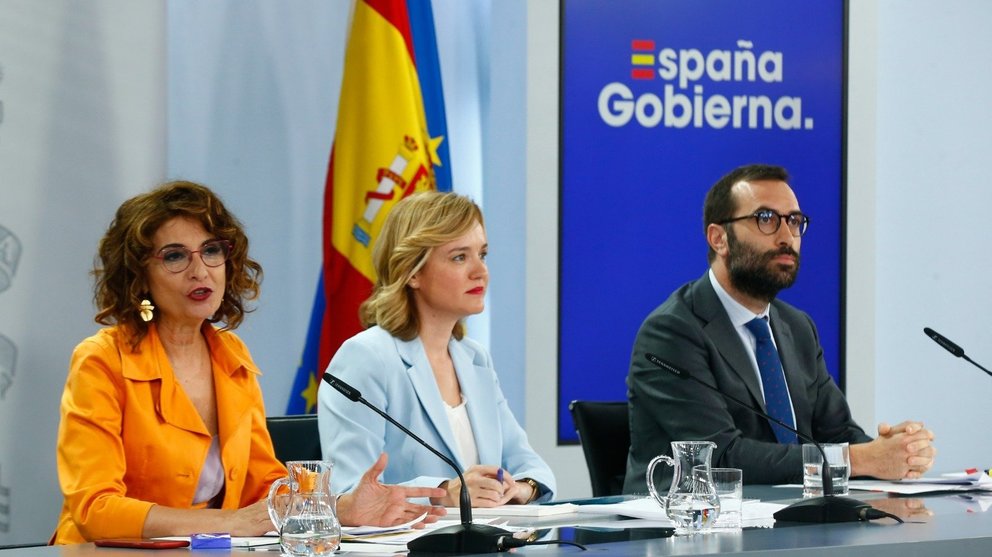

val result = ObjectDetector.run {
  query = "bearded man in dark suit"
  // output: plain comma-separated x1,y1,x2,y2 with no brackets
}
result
624,164,936,492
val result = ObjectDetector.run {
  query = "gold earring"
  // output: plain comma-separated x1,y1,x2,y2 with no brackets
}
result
139,299,155,322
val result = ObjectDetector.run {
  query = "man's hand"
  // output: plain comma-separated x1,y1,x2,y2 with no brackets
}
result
850,421,936,479
337,453,447,529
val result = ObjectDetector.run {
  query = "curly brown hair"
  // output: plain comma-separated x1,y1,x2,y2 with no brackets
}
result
92,180,262,351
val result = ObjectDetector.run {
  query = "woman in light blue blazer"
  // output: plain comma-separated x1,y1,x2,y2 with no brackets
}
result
318,191,555,507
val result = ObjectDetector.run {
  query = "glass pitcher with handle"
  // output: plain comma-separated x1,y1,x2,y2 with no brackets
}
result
646,440,721,535
267,460,342,556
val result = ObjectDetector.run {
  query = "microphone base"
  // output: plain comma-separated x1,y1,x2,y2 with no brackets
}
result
407,523,513,555
773,495,872,523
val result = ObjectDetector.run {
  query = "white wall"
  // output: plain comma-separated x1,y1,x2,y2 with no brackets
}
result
0,0,166,544
845,0,880,432
845,0,992,474
871,0,992,471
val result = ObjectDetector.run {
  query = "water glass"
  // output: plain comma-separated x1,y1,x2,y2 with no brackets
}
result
802,443,850,497
705,467,743,532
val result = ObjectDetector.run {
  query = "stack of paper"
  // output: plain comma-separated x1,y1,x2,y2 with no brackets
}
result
447,503,579,518
572,496,784,528
339,516,522,548
850,471,992,495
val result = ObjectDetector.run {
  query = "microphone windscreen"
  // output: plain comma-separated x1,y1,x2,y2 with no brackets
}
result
322,373,363,401
923,327,965,357
645,353,690,379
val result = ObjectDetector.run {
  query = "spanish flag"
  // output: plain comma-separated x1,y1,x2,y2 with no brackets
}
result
288,0,451,413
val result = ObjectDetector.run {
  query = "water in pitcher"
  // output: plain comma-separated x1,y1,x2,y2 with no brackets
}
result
280,514,342,557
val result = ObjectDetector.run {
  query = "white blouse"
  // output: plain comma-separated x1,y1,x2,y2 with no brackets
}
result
193,434,225,507
445,396,480,467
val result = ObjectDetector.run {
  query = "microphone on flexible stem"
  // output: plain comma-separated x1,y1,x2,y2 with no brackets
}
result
643,353,876,523
322,373,512,554
923,327,992,378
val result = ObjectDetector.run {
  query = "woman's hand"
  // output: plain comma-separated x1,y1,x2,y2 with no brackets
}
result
433,465,519,508
225,499,277,536
337,453,447,529
508,479,536,504
142,500,275,539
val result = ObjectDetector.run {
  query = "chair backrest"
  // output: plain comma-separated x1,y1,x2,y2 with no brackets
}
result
569,400,630,496
266,414,321,464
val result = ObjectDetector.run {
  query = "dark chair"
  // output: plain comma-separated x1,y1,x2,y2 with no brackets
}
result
569,400,630,496
266,414,321,464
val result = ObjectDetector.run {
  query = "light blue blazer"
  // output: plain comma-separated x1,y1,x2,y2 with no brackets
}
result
317,326,556,502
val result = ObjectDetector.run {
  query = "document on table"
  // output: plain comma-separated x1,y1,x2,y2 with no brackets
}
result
572,496,784,527
340,517,514,547
342,513,429,537
849,471,992,495
337,541,410,554
153,513,431,549
447,503,579,517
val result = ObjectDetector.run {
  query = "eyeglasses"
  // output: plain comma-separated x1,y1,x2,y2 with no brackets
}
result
151,239,232,273
718,209,810,237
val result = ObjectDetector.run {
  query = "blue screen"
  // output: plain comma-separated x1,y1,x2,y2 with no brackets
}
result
559,0,846,443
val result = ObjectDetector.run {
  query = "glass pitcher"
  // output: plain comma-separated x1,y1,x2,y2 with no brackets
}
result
646,440,721,535
267,460,342,556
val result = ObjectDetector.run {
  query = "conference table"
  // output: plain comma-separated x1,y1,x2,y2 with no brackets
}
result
505,485,992,556
5,486,992,556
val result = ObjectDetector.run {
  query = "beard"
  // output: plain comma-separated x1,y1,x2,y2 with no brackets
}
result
725,227,800,303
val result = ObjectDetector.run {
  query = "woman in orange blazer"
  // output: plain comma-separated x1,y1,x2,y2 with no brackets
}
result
53,181,445,544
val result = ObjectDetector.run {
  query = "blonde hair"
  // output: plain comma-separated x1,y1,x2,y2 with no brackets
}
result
360,191,484,341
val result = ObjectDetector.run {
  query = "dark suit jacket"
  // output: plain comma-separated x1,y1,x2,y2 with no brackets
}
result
623,273,871,493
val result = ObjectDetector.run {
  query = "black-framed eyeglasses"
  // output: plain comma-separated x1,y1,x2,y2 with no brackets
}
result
151,239,232,273
718,209,810,237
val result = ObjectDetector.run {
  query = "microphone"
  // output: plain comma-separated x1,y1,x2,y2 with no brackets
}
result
923,327,992,378
644,353,875,523
321,373,511,554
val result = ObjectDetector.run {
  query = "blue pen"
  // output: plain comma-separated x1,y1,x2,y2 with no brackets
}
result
496,468,504,484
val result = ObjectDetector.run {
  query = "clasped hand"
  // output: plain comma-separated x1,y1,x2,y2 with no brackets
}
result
432,465,533,507
851,421,937,480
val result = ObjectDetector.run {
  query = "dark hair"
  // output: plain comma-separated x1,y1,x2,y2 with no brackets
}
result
92,180,262,351
703,164,790,262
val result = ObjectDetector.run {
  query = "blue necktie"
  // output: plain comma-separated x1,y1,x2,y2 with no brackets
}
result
744,317,798,444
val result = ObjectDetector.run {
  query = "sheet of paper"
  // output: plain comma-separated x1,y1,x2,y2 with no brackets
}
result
342,512,428,536
342,517,507,546
446,503,579,517
156,513,430,548
338,541,409,554
572,496,783,527
902,472,992,486
848,479,992,495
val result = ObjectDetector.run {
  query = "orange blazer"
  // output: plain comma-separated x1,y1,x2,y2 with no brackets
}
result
52,324,287,544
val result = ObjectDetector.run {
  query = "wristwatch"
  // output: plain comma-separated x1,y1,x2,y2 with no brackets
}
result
520,477,540,503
